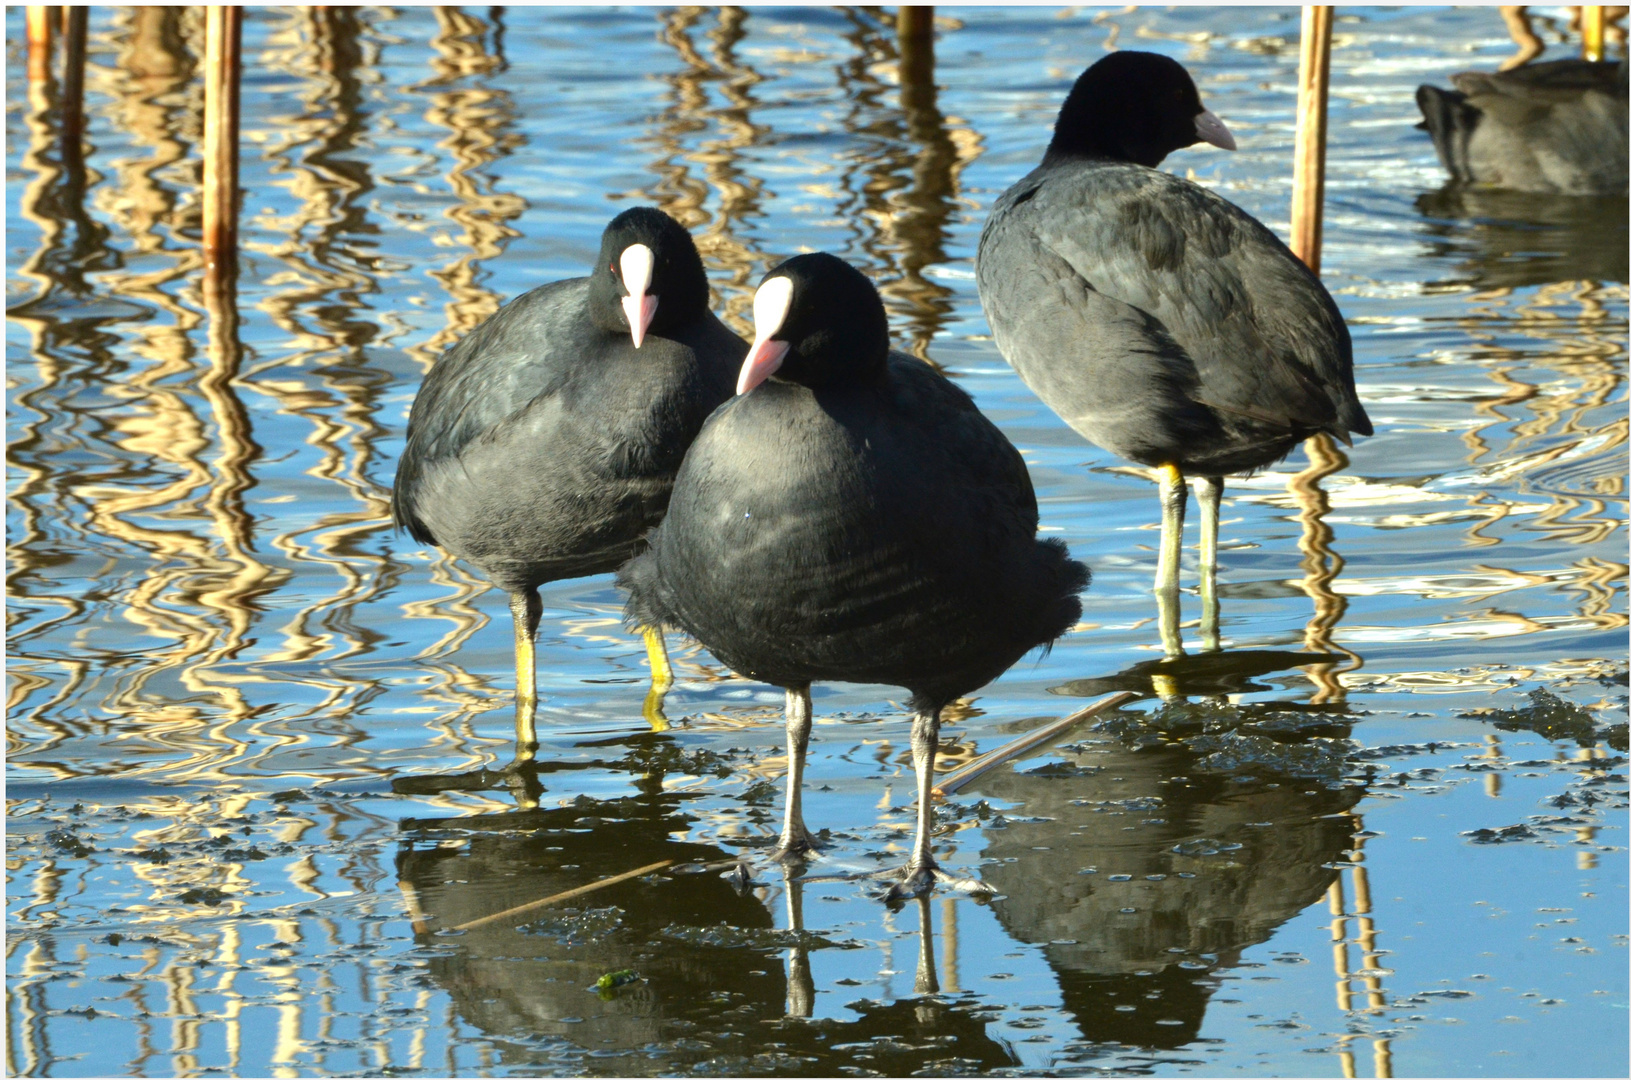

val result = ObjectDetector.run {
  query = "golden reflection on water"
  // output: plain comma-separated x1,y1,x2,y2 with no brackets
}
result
392,7,533,750
642,6,772,334
827,8,982,361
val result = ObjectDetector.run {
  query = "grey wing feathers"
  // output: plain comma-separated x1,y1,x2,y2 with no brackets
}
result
1026,167,1366,441
391,279,585,543
978,210,1221,466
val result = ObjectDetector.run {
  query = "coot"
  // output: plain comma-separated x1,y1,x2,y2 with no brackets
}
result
392,207,744,746
619,253,1087,898
976,51,1371,655
1417,58,1628,195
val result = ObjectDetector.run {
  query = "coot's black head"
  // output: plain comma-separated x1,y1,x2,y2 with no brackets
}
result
1046,51,1236,168
736,252,890,394
590,207,711,348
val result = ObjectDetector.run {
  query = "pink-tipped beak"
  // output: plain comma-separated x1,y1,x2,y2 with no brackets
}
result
622,292,658,349
1194,108,1237,151
619,243,658,349
736,337,789,395
739,273,795,394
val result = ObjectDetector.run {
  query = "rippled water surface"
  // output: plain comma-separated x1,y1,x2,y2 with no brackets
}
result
7,6,1628,1077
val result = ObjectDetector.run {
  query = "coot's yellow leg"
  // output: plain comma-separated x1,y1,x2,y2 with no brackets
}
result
1155,463,1187,658
1196,475,1225,652
641,625,673,733
510,588,542,762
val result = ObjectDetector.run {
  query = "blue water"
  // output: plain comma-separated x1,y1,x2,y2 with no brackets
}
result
7,7,1626,1077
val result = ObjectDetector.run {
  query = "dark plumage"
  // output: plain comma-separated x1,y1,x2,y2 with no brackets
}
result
1416,58,1628,195
619,253,1087,898
976,50,1371,655
392,207,744,742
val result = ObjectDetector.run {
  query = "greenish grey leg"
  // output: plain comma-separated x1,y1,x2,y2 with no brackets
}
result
914,893,940,995
888,707,943,899
640,626,673,733
1196,475,1224,652
882,707,993,901
769,685,818,863
783,867,814,1017
510,588,543,761
1156,463,1187,658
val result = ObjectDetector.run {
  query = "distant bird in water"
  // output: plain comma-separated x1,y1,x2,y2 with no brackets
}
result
620,253,1087,899
1416,58,1628,195
977,51,1371,656
392,208,744,748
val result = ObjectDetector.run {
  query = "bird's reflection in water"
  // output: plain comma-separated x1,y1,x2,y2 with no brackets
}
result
1050,648,1346,703
1416,186,1630,289
971,663,1364,1052
393,734,1018,1073
395,739,780,1065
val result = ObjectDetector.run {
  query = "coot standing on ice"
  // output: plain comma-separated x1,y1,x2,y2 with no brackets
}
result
392,208,744,747
1416,58,1628,195
977,51,1371,656
619,253,1087,898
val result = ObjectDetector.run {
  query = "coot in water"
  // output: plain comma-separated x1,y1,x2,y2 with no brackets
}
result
619,253,1087,898
392,208,744,747
976,51,1371,655
1416,59,1628,195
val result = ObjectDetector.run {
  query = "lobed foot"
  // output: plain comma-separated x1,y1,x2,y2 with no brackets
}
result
767,825,822,865
878,859,993,902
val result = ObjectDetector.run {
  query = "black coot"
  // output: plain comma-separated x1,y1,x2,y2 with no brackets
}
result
619,253,1087,898
392,207,744,746
1416,58,1628,195
976,51,1372,656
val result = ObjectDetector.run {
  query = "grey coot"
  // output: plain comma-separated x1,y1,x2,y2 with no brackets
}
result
619,253,1088,899
1416,58,1628,195
976,51,1371,656
392,207,744,746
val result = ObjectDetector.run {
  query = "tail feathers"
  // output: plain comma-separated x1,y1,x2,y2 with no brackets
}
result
1336,397,1374,441
616,533,674,633
388,486,439,547
1416,84,1480,182
1036,536,1090,645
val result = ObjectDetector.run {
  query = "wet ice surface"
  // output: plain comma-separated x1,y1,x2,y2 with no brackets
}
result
6,6,1628,1077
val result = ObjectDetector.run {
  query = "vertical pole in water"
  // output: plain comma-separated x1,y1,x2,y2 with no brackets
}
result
57,3,88,223
58,6,85,174
897,4,933,46
203,5,242,308
1582,5,1606,61
199,7,263,678
27,7,55,85
1290,5,1332,273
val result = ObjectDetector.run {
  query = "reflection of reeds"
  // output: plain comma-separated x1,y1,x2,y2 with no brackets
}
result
831,9,982,360
390,7,531,739
1327,829,1394,1077
640,6,772,334
1289,433,1361,704
406,7,526,368
9,10,208,757
1441,279,1629,630
55,8,284,773
245,6,397,676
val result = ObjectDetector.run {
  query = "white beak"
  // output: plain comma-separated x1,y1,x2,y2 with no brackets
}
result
737,275,794,395
1194,109,1237,151
619,243,658,348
